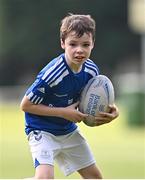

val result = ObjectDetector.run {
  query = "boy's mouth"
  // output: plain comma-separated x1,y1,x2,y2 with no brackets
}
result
75,56,85,60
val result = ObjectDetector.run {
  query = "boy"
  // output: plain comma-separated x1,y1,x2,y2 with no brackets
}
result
20,13,119,179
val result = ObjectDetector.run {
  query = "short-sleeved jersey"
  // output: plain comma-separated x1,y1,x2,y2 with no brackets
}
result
25,53,100,135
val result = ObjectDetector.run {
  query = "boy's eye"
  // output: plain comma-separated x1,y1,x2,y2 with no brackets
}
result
69,43,76,47
83,44,90,47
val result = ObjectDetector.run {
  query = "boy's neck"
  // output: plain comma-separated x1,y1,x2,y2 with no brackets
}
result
70,64,82,73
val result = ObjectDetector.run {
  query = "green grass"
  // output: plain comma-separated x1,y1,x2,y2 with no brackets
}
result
0,103,145,179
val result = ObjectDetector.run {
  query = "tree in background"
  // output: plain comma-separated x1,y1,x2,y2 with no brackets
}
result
0,0,140,85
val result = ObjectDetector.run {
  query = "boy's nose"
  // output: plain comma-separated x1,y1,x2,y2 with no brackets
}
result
76,46,83,53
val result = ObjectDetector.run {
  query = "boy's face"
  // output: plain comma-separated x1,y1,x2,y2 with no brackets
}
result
61,31,94,69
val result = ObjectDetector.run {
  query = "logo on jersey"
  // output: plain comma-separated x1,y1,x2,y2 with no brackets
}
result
68,99,73,105
37,87,45,93
54,93,68,97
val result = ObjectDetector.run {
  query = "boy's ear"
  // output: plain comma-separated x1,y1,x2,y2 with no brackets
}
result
91,41,94,49
60,39,65,49
92,43,94,49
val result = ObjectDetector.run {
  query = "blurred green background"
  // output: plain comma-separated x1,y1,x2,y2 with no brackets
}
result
0,0,145,179
0,0,141,85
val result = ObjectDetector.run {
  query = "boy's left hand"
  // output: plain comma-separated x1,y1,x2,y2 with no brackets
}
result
93,104,119,126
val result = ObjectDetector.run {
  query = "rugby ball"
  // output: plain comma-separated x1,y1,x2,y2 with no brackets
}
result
79,75,115,126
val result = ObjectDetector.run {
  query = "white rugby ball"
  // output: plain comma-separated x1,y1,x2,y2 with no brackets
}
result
79,75,115,126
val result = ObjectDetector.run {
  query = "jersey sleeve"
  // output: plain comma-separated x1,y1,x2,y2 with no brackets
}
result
25,78,49,104
84,59,100,77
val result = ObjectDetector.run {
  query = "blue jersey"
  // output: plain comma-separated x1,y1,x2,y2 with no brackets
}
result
25,53,100,135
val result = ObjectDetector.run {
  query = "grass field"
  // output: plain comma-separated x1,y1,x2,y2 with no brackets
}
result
0,102,145,179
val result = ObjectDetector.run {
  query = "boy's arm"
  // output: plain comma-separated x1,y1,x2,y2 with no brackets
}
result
20,95,87,123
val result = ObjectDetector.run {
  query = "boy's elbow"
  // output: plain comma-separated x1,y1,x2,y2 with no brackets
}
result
20,96,30,112
20,101,27,112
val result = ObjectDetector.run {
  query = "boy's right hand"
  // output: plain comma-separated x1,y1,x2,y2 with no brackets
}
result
61,102,88,123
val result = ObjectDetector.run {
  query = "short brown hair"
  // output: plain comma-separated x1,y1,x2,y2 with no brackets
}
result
60,13,96,42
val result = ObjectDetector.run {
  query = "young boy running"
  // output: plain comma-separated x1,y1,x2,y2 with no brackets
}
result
20,13,119,179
